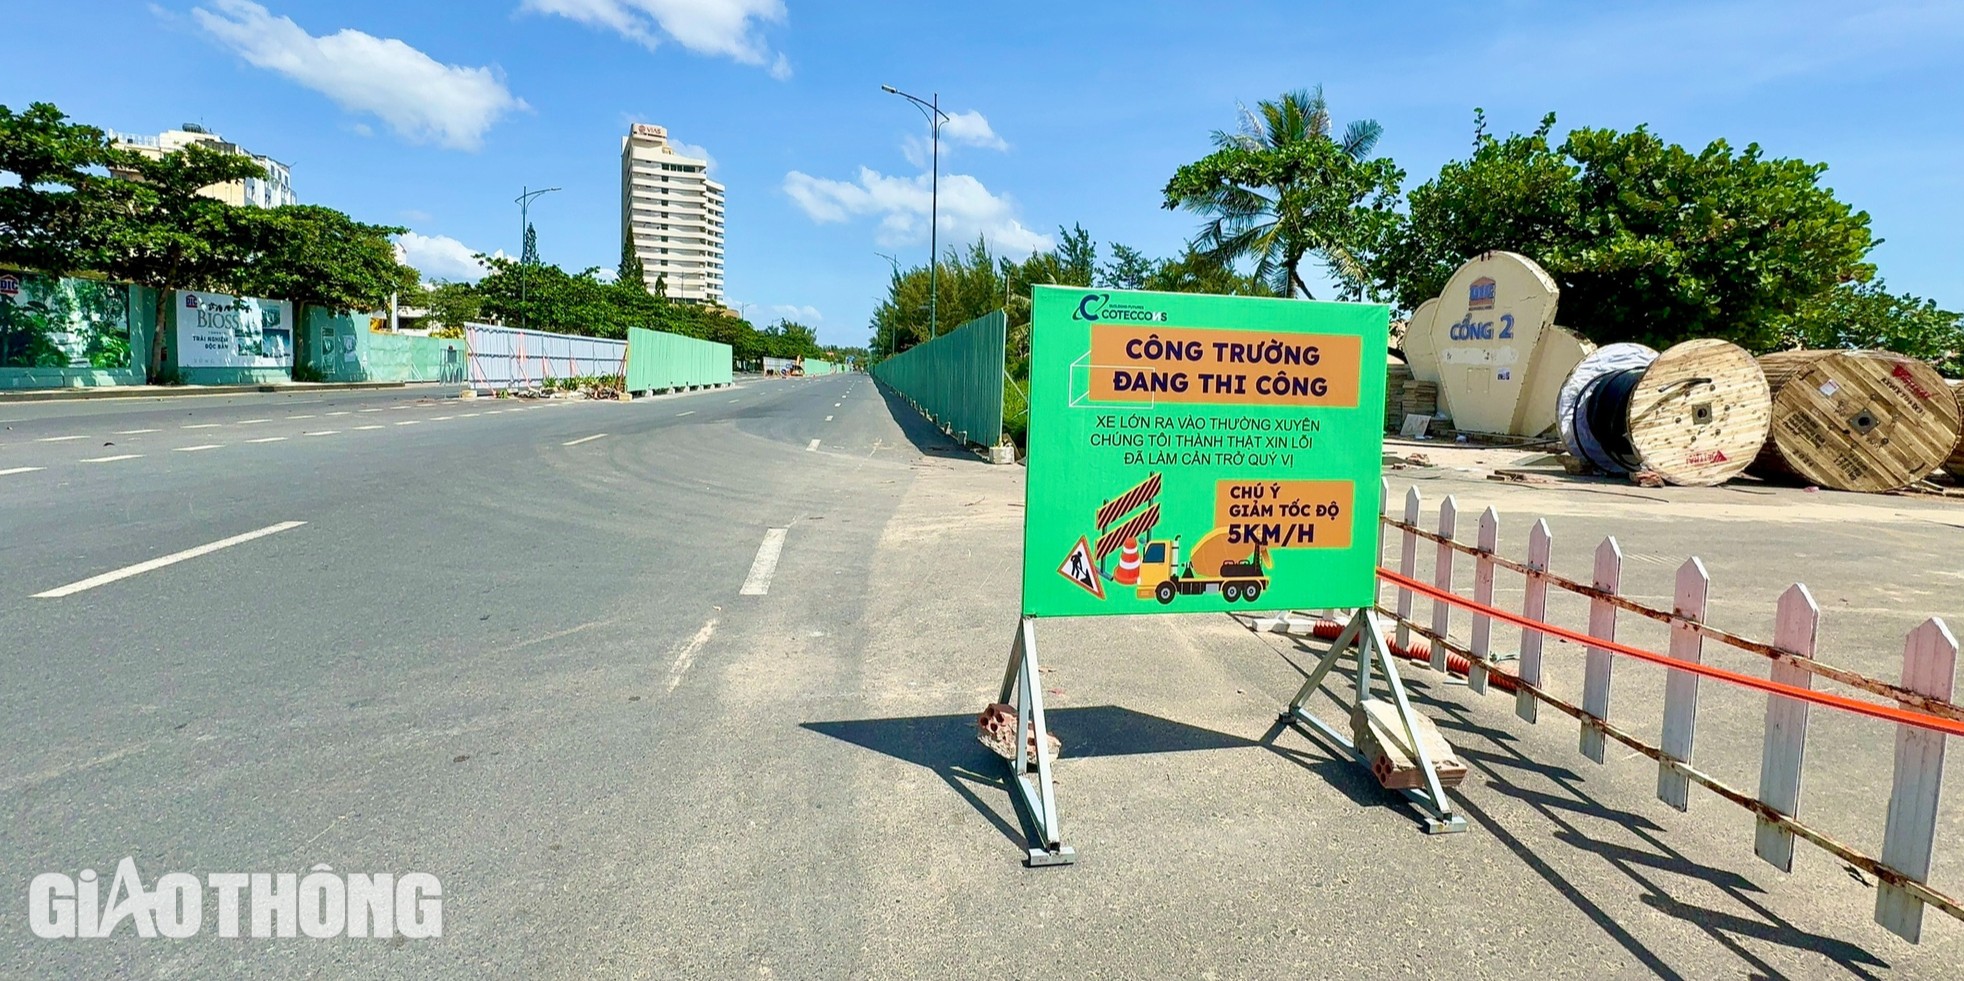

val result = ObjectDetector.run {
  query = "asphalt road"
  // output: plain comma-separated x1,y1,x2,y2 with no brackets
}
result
0,375,957,977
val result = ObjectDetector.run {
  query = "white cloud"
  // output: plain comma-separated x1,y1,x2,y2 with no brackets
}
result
520,0,788,73
397,232,501,282
783,167,1053,257
191,1,526,151
670,140,718,174
770,304,822,322
900,110,1007,168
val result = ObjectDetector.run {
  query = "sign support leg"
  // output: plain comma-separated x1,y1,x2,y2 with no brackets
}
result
998,616,1076,866
1283,607,1467,834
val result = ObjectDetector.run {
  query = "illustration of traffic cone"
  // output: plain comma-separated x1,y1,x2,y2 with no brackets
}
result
1113,538,1142,586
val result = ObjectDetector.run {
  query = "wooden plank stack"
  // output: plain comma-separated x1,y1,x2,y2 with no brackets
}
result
1385,362,1413,431
1401,380,1440,423
1751,350,1962,493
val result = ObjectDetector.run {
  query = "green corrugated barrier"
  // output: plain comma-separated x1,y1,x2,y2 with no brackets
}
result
626,327,733,392
804,359,841,376
872,310,1006,446
302,310,465,383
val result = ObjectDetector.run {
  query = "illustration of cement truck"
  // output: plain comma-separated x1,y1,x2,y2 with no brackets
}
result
1134,528,1273,604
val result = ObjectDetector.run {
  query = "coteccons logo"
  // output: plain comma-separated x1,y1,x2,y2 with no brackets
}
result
1073,292,1168,323
27,858,442,939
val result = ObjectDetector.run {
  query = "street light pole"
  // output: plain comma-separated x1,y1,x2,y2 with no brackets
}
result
515,185,560,330
881,84,950,339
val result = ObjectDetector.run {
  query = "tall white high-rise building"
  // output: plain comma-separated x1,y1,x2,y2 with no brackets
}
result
620,124,724,304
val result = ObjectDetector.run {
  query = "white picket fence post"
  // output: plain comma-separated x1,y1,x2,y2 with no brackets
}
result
1396,487,1420,651
1756,583,1821,872
1579,538,1623,764
1515,520,1552,724
1874,617,1958,942
1430,497,1458,673
1468,508,1499,696
1657,557,1710,811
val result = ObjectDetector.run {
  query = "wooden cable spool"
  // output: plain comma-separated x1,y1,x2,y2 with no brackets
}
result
1944,379,1964,480
1557,339,1771,485
1751,350,1962,493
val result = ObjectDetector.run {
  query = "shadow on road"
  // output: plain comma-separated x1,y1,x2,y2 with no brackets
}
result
868,380,994,463
802,705,1261,850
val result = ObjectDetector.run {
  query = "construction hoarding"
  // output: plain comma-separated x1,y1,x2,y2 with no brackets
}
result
625,327,733,392
871,310,1006,446
1021,286,1388,617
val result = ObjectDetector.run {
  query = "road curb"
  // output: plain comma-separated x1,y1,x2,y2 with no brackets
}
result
0,381,419,403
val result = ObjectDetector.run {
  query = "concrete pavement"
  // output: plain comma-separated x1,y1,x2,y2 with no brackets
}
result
2,376,1960,978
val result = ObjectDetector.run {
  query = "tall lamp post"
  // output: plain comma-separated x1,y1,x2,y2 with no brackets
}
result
515,185,560,330
881,84,949,339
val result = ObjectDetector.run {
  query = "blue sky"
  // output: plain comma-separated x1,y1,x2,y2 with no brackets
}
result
6,1,1963,346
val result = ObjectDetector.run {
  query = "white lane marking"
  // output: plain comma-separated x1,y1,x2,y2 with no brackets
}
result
34,521,307,599
665,618,720,693
326,411,351,417
395,420,421,426
834,403,841,407
433,415,455,421
175,444,222,452
302,430,340,437
81,454,142,463
359,408,383,413
740,529,788,596
289,414,316,420
563,433,608,446
1,466,46,476
247,437,288,443
354,425,384,431
36,435,87,442
806,438,820,452
825,415,834,422
236,418,271,425
460,412,481,418
181,424,222,430
114,429,160,435
676,411,695,417
729,399,739,403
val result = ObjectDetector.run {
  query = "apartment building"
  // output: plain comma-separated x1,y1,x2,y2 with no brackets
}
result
109,124,295,209
620,124,725,304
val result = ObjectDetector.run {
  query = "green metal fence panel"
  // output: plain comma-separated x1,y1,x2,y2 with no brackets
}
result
626,327,733,392
872,309,1006,446
302,310,466,383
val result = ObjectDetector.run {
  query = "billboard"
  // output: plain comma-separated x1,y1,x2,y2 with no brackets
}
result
0,271,133,370
174,290,293,369
1021,286,1388,617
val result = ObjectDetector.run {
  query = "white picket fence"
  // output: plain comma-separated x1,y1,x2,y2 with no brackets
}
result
1374,481,1959,943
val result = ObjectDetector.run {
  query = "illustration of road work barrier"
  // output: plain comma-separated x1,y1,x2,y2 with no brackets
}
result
1261,482,1959,943
871,310,1007,450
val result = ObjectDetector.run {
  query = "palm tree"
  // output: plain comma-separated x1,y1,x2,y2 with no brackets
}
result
1165,86,1385,299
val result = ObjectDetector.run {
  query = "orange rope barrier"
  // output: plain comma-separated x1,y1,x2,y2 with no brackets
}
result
1376,568,1964,739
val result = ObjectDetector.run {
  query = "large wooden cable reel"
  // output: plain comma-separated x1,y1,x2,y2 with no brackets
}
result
1751,350,1962,493
1558,340,1771,486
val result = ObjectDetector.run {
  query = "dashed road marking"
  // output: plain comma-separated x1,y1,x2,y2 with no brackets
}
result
175,444,222,452
81,454,142,463
237,418,271,425
114,429,160,435
303,430,340,437
825,415,834,422
247,437,288,443
740,528,789,596
34,521,307,599
677,411,695,417
36,435,87,442
181,424,223,430
1,466,46,476
806,438,821,451
563,433,608,446
354,425,384,431
396,420,420,426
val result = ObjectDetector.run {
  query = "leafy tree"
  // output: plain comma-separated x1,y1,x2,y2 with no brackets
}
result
1379,112,1879,351
1162,87,1403,299
521,223,539,266
91,141,269,377
618,236,645,290
1142,247,1277,297
1099,243,1156,290
421,281,482,337
235,205,416,316
0,102,126,275
1776,280,1963,376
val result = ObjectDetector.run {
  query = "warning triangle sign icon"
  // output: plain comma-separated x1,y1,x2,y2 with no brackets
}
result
1057,536,1106,600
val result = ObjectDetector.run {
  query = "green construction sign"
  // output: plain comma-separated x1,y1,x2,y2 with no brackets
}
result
1021,286,1388,617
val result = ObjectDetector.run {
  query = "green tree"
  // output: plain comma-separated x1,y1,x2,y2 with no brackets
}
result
91,141,269,377
235,205,417,317
1379,112,1879,351
1162,87,1403,299
1776,280,1963,376
1099,243,1156,290
618,235,644,288
521,223,539,266
0,102,127,275
421,281,482,337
